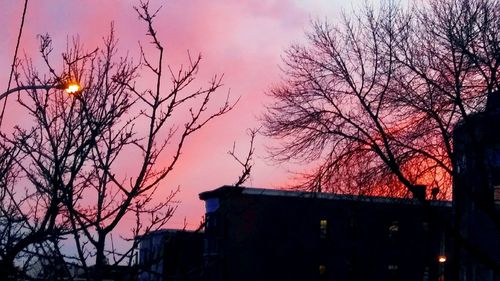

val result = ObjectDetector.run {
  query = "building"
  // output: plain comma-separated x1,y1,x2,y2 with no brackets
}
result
138,229,204,281
199,186,452,281
453,93,500,281
73,264,137,281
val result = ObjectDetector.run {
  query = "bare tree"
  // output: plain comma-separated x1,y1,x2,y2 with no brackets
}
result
264,0,498,200
263,3,433,198
0,1,235,280
263,0,499,275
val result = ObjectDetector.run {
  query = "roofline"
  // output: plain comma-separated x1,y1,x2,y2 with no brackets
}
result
199,185,452,207
135,228,203,239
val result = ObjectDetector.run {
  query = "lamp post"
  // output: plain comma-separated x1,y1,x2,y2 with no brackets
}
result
0,82,81,101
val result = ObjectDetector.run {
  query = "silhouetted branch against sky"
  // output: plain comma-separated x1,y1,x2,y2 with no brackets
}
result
0,0,28,128
229,127,258,187
0,1,236,279
264,0,500,274
264,0,498,200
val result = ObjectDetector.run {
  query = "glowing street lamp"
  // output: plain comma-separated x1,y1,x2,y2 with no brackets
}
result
438,255,447,263
0,81,82,101
64,82,81,95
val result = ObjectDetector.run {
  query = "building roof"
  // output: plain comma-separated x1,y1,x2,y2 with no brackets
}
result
199,185,452,207
136,228,203,240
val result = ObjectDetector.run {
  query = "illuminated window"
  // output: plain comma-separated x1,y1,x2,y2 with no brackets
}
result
388,221,399,238
320,219,328,238
493,168,500,205
494,185,500,204
319,264,326,275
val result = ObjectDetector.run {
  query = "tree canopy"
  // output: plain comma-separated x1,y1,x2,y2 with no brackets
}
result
264,0,499,200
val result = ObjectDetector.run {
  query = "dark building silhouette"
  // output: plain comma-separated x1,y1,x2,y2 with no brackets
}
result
199,186,452,281
138,229,204,281
138,94,500,280
453,93,500,281
73,264,137,281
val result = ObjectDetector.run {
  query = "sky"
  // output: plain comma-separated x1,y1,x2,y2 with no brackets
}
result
0,0,361,230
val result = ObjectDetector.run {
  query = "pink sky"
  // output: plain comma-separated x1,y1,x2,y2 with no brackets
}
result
0,0,358,230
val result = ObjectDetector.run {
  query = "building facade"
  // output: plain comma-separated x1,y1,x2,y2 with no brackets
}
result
199,186,452,281
138,229,203,281
453,95,500,281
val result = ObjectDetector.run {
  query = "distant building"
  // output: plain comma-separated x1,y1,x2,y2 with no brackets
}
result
453,94,500,281
137,229,203,281
199,186,452,281
73,264,136,281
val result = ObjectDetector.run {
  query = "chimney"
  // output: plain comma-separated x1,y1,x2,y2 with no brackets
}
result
431,187,439,200
413,185,426,201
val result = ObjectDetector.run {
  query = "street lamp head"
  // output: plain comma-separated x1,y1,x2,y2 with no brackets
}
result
64,82,81,95
438,255,447,263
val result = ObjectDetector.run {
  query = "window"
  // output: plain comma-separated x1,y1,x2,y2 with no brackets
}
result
319,264,326,275
494,185,500,205
320,219,328,239
388,264,398,270
492,167,500,205
388,220,399,238
205,198,220,213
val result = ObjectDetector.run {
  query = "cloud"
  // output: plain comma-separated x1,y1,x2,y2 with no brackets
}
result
1,0,344,229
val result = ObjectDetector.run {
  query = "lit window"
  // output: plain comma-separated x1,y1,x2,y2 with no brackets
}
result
320,219,328,238
494,185,500,204
319,264,326,275
493,168,500,205
389,221,399,233
388,264,398,270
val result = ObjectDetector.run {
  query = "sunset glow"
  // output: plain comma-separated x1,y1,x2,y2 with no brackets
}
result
0,0,360,229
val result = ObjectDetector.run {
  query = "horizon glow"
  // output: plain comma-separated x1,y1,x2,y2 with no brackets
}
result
1,0,359,231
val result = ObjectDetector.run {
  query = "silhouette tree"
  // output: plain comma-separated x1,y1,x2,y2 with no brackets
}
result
263,0,500,276
0,1,235,280
264,0,498,199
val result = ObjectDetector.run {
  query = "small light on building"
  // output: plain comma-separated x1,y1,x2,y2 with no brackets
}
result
438,255,447,263
319,264,326,275
388,264,398,270
388,221,399,237
320,219,328,238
